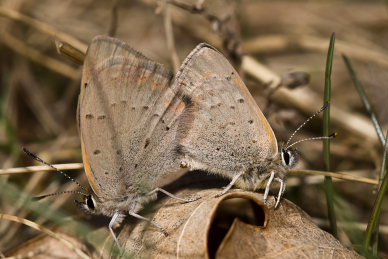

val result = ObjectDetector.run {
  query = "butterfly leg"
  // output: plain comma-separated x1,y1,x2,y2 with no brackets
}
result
109,212,124,250
274,177,286,208
215,171,244,197
148,188,200,203
263,171,275,203
128,211,169,236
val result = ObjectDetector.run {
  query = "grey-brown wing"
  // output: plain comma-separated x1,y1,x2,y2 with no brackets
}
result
172,44,278,175
79,36,185,198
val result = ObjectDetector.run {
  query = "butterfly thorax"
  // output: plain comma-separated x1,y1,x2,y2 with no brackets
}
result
232,154,285,191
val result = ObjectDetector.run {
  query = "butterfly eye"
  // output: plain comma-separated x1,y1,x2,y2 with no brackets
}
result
281,148,298,168
86,195,95,210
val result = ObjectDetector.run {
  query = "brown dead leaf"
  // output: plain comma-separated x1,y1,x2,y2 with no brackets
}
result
5,232,89,259
114,189,361,259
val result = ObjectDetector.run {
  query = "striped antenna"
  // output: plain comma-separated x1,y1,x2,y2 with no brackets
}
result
285,102,330,149
33,190,88,200
22,147,89,193
286,132,337,149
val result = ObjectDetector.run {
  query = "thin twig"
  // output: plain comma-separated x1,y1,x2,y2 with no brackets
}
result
55,40,85,65
164,2,180,72
108,0,119,37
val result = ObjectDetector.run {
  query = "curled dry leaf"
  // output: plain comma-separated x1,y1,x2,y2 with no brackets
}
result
111,189,361,259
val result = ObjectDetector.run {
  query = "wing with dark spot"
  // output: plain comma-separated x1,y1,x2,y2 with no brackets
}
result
171,44,278,175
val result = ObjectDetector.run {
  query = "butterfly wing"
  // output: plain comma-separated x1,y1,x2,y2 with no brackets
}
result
172,44,278,175
79,36,187,199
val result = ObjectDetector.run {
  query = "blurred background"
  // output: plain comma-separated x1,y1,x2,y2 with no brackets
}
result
0,0,387,257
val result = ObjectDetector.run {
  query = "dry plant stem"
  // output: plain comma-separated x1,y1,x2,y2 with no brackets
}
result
242,56,377,144
0,30,79,79
0,7,87,53
164,2,180,72
289,170,378,185
243,34,388,68
108,0,119,37
0,163,377,184
55,40,85,65
0,214,90,259
0,163,83,175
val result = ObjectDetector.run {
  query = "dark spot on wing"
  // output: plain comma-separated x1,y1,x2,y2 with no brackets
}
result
119,166,123,172
104,171,109,175
121,100,127,105
97,115,106,120
248,120,253,124
131,106,136,110
116,150,121,155
93,150,101,155
143,106,149,110
226,76,231,81
134,164,138,169
217,103,222,107
238,98,244,103
111,103,116,107
230,106,235,109
166,126,170,131
84,82,88,88
86,114,94,119
153,113,159,117
181,94,193,106
216,147,220,151
144,138,150,149
174,144,185,155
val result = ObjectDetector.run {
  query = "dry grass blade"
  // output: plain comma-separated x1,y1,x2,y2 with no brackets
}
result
0,163,83,175
0,31,79,79
0,7,87,53
289,169,378,185
243,35,388,68
0,214,90,259
0,163,377,185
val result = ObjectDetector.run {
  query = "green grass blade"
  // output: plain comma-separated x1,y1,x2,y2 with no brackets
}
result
362,130,388,256
342,55,385,147
323,32,338,238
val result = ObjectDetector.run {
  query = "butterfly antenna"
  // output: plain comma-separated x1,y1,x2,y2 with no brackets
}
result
22,147,88,193
286,132,337,149
285,102,330,148
33,190,88,201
